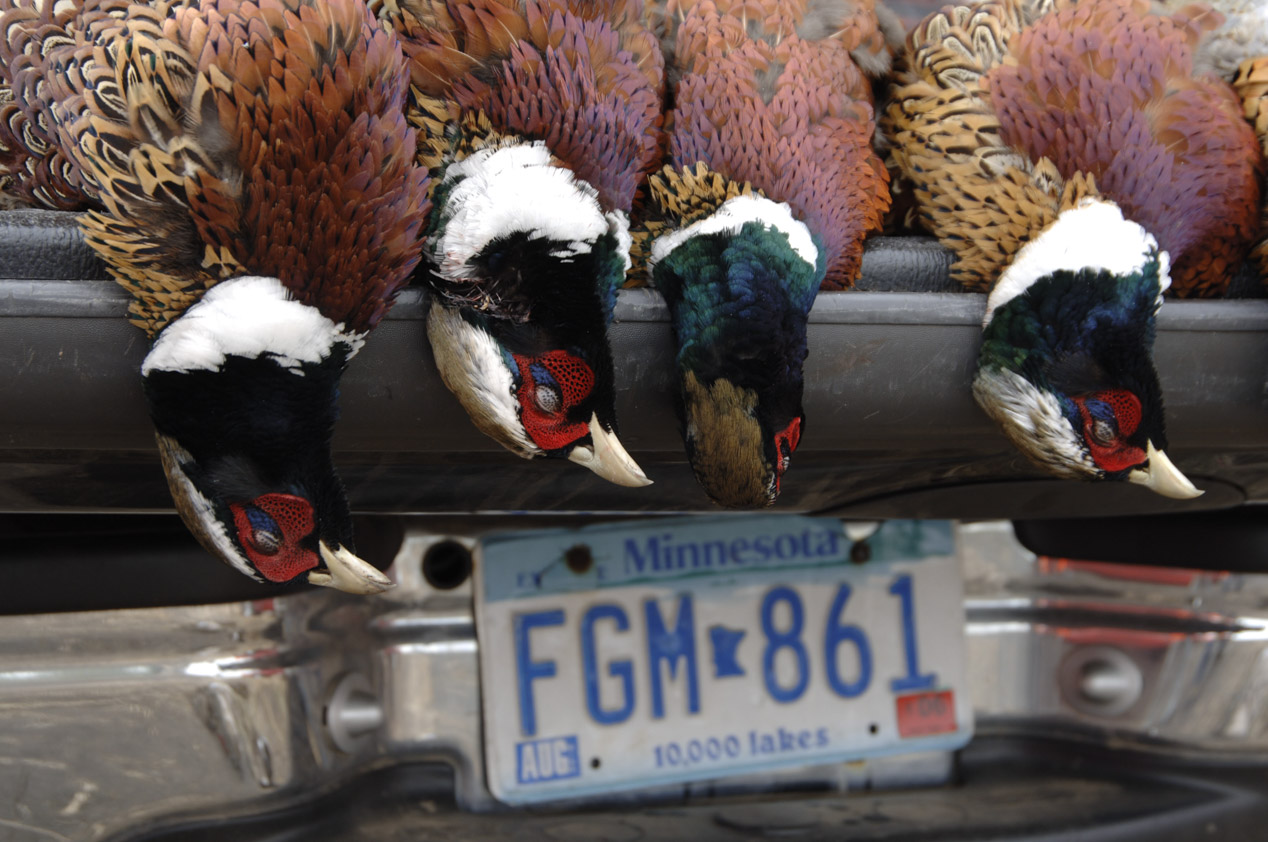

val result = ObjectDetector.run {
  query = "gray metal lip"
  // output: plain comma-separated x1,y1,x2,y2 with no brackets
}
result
2,211,1266,517
0,277,124,317
8,279,1268,332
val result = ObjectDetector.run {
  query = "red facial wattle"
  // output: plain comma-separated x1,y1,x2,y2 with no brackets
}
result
511,350,596,452
228,493,319,583
773,417,803,492
1072,390,1146,474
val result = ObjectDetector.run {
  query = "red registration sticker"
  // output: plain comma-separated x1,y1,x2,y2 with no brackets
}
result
895,690,957,738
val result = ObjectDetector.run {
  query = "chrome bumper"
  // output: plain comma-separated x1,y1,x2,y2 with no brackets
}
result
2,521,1266,841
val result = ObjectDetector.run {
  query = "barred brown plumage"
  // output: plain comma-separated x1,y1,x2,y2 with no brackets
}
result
885,0,1261,297
1235,55,1268,283
0,0,431,591
1154,0,1268,291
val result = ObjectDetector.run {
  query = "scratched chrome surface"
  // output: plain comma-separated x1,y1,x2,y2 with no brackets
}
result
1,521,1265,841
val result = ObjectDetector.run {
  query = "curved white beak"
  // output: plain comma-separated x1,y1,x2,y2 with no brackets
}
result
310,541,395,594
568,413,653,487
1127,441,1203,500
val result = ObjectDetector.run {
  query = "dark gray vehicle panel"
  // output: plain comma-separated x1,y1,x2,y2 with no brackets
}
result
2,211,1265,519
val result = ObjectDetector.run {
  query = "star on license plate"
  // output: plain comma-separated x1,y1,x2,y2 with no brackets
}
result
474,516,972,804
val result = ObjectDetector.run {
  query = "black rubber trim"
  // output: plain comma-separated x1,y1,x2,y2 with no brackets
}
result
1013,507,1268,572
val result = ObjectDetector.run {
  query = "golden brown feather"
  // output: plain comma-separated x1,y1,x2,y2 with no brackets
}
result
885,0,1262,297
20,0,431,334
1233,55,1268,283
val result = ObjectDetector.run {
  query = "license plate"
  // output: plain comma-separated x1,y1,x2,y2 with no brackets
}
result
474,516,972,804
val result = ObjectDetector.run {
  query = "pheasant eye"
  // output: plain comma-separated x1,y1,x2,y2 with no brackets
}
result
1091,390,1142,437
510,350,597,452
227,495,319,584
250,528,282,556
1071,394,1148,475
1090,418,1116,447
237,503,287,555
535,383,562,414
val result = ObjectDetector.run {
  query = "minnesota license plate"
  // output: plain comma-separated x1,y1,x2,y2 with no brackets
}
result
474,516,971,804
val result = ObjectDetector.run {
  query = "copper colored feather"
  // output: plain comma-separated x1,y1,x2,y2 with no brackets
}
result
648,0,891,289
651,0,900,81
2,0,430,334
886,0,1263,297
1234,55,1268,282
1157,0,1268,287
0,0,107,209
375,0,664,216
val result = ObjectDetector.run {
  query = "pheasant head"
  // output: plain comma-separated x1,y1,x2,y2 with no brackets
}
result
425,138,648,486
648,177,823,507
973,200,1199,498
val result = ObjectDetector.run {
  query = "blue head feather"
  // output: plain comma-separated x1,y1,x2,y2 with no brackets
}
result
657,221,824,381
976,251,1170,465
651,219,825,507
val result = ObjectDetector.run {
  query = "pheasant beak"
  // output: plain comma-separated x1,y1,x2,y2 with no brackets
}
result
1127,441,1203,500
309,541,395,594
567,413,653,487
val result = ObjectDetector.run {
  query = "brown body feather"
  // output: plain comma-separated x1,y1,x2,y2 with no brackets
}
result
1234,55,1268,282
0,0,111,209
2,0,429,334
886,0,1262,297
375,0,664,215
647,0,890,289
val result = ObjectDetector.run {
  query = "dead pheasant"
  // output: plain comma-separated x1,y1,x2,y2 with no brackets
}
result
1176,0,1268,286
639,0,891,507
884,0,1263,497
374,0,664,487
1235,54,1268,282
0,0,430,591
1152,1,1268,284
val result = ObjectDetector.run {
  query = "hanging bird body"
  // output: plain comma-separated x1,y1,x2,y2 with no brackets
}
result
0,0,430,590
1161,0,1268,286
375,0,663,487
1235,55,1268,282
886,0,1262,497
642,0,890,507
